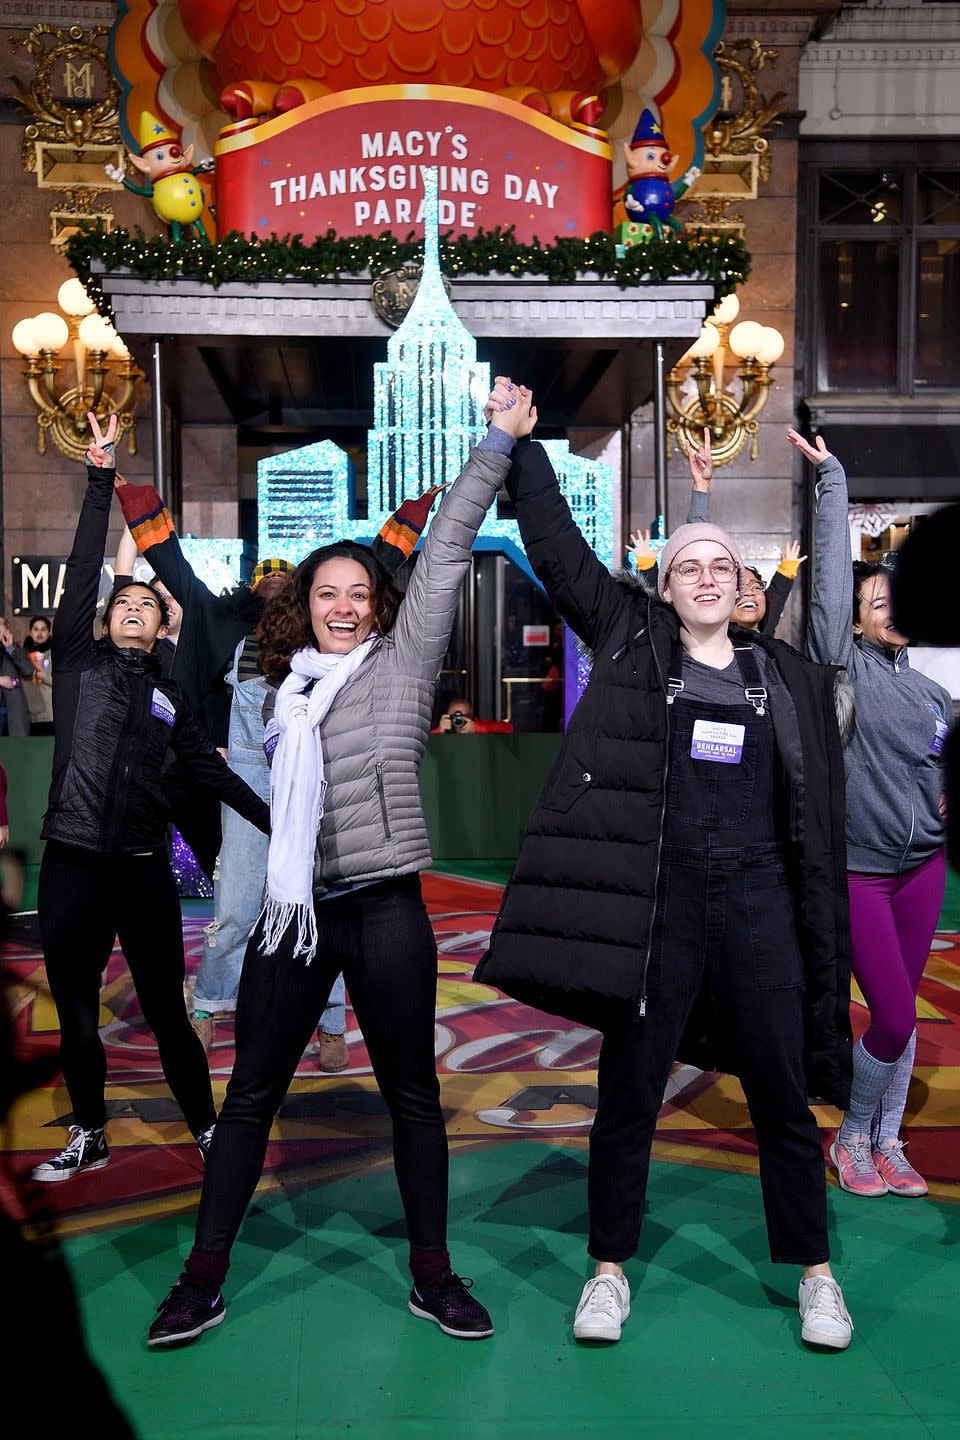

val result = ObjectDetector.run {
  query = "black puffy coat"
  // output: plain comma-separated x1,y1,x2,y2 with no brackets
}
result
42,465,270,855
476,441,853,1108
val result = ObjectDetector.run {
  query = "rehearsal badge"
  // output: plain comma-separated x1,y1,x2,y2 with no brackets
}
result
215,85,612,244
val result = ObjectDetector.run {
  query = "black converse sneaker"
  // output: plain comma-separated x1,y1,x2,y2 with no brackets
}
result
408,1273,494,1339
31,1125,109,1183
196,1124,216,1164
148,1275,226,1349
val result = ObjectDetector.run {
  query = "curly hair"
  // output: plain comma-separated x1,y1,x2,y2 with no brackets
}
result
257,541,402,684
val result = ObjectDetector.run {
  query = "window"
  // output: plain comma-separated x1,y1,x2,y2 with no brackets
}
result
805,158,960,395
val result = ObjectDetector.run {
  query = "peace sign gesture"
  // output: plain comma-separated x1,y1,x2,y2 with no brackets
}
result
85,411,118,468
787,428,833,465
685,428,713,490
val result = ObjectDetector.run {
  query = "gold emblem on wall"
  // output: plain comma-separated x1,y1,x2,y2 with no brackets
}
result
371,265,452,329
8,23,126,247
678,39,786,237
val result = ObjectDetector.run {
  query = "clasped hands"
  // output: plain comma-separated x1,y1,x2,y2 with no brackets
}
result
484,377,538,439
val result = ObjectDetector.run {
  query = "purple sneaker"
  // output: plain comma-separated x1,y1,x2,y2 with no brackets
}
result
147,1274,226,1348
408,1273,493,1339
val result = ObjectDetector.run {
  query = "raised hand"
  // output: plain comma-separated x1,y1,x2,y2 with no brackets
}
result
787,428,833,465
491,385,537,438
85,411,118,468
685,428,713,490
630,527,655,564
484,375,515,424
781,539,808,567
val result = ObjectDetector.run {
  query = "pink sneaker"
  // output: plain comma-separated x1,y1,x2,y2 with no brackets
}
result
829,1137,886,1197
873,1141,928,1197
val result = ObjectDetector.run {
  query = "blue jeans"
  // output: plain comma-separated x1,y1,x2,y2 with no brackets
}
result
193,647,345,1033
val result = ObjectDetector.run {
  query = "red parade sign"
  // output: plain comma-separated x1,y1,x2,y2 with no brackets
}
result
215,84,612,245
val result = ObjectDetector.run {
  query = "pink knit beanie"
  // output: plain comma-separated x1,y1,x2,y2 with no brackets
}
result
657,522,746,597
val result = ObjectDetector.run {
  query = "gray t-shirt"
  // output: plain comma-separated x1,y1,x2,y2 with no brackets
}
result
678,645,770,708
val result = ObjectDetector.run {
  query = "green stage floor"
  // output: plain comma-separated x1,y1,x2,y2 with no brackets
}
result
13,858,960,1439
68,1143,960,1440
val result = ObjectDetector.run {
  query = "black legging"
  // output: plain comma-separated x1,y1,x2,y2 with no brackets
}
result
194,874,447,1257
39,841,216,1136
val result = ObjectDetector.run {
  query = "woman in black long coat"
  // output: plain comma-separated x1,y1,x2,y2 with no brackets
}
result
477,383,855,1352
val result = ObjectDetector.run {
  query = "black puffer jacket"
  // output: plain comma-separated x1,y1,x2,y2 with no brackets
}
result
476,440,853,1108
42,465,270,854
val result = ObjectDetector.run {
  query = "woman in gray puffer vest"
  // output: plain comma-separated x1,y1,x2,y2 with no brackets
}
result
147,386,535,1352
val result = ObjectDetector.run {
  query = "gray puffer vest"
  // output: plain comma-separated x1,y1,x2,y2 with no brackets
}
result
264,446,510,893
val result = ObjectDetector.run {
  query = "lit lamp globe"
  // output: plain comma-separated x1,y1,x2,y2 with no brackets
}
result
31,311,70,352
79,313,116,354
754,327,785,366
12,318,39,356
728,320,766,360
689,322,721,360
110,333,132,360
712,293,741,326
57,278,95,318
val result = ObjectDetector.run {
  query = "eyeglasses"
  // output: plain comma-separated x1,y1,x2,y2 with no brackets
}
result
742,580,765,596
669,558,738,584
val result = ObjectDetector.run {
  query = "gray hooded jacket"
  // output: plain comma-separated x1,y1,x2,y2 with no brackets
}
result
265,443,510,894
807,455,950,874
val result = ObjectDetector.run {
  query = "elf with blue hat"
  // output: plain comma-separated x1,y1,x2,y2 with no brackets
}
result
622,108,701,236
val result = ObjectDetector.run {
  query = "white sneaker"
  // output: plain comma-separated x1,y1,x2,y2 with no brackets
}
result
573,1273,631,1343
798,1276,853,1350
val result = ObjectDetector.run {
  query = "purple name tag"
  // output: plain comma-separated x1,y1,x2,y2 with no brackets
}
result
150,687,176,726
691,719,745,765
931,719,949,757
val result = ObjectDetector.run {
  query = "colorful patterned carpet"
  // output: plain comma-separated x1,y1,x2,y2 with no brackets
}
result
3,866,960,1438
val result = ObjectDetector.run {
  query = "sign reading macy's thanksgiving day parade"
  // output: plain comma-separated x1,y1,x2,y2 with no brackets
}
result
110,0,724,243
215,87,613,244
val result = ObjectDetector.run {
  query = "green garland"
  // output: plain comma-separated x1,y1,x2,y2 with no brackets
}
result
66,225,750,319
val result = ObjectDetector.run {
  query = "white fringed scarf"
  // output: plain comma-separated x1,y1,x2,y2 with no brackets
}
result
259,639,375,963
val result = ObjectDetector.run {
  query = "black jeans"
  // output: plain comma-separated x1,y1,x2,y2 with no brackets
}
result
588,844,829,1267
38,842,216,1135
195,874,448,1255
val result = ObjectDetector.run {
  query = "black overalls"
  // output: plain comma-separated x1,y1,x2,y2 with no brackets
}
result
587,644,830,1265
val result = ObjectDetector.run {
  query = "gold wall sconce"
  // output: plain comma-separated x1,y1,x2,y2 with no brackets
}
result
12,279,141,461
666,294,784,465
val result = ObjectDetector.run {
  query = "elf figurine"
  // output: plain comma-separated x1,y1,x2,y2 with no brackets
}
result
106,112,209,243
622,108,700,237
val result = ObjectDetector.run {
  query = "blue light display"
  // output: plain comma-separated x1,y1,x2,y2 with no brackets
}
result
254,167,615,571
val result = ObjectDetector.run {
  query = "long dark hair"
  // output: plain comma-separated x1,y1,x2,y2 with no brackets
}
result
852,561,883,628
258,541,402,684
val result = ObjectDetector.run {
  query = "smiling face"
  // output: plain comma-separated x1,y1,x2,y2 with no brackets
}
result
662,541,740,633
309,558,375,654
855,571,908,650
731,572,767,630
103,585,167,651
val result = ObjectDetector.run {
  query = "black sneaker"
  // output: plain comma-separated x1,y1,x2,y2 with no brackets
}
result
196,1124,215,1164
408,1273,493,1339
31,1125,109,1183
147,1274,226,1349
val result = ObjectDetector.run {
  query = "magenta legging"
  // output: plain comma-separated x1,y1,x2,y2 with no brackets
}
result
848,848,946,1062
